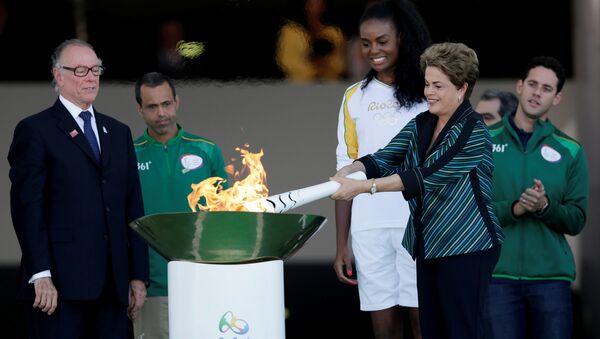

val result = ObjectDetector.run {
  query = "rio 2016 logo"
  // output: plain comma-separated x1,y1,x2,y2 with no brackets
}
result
219,311,249,335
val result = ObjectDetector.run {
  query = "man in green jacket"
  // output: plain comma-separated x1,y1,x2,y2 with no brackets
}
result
485,56,588,339
132,72,228,339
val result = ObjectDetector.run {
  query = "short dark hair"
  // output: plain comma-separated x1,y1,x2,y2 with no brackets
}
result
522,56,566,93
479,89,518,117
134,72,177,105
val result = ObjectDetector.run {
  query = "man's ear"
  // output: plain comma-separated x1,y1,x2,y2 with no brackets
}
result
552,92,562,106
52,67,62,87
516,79,523,95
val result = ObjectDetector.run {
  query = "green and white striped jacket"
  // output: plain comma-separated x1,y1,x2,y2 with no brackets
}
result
359,101,504,260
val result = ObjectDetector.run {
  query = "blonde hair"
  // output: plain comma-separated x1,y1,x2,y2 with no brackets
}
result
420,42,479,100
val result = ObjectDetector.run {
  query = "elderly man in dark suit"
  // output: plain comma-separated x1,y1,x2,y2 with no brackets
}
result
8,39,148,339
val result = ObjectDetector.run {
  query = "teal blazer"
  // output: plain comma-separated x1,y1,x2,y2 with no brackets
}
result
360,101,504,260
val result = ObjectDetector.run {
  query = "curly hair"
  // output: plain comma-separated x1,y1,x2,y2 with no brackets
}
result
359,0,432,109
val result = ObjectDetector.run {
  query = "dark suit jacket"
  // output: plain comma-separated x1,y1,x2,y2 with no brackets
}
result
8,99,149,305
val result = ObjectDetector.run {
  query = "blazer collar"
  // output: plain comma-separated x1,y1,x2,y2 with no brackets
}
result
439,100,477,137
419,100,478,160
95,113,111,169
54,99,108,167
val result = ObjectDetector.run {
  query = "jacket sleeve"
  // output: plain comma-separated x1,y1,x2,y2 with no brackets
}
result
535,146,588,235
8,119,52,277
336,91,358,170
361,119,416,179
399,118,487,200
493,199,519,228
125,127,149,282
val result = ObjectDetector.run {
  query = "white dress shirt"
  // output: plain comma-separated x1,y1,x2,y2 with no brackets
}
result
59,95,101,151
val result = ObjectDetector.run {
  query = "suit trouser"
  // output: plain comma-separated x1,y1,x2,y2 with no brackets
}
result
24,266,128,339
417,246,500,339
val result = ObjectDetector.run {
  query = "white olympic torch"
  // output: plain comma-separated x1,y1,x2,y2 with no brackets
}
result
264,171,367,213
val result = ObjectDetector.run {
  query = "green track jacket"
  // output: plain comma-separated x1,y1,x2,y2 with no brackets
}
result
489,115,588,281
134,128,227,296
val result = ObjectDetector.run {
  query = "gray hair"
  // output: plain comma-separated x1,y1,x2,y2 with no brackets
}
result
50,39,101,90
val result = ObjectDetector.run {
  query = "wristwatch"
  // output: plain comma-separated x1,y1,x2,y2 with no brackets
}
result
369,179,377,195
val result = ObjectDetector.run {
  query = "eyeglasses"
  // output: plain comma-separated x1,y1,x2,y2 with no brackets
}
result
58,65,105,77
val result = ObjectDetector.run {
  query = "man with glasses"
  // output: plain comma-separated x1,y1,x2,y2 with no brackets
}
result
8,39,149,339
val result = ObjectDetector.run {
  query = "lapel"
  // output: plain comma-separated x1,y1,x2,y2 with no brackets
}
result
94,111,112,169
419,101,476,164
54,100,101,167
415,113,436,165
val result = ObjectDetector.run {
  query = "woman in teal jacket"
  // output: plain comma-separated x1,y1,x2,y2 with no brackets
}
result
331,42,504,339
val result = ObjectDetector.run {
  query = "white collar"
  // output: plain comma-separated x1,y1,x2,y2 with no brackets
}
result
59,95,96,121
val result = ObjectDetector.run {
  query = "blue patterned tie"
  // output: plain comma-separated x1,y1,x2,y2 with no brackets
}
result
79,110,100,161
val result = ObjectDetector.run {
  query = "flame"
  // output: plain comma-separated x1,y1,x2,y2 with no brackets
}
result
187,147,274,212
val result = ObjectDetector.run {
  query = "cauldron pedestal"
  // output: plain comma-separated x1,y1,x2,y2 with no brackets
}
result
169,260,284,338
130,211,326,339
